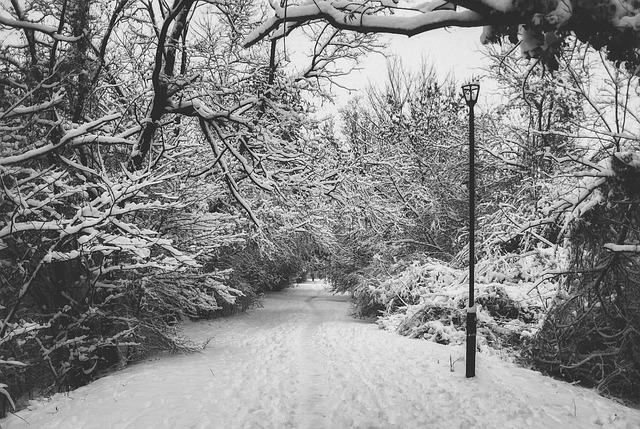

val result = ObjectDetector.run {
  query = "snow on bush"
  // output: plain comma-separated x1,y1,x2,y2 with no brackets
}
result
351,246,565,356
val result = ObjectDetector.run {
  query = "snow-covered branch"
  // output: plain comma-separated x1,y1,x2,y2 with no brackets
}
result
0,14,83,42
245,0,640,76
604,243,640,252
244,2,486,48
167,98,258,127
0,113,122,166
0,94,65,121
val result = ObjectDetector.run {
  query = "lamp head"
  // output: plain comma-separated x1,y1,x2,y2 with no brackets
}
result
462,83,480,107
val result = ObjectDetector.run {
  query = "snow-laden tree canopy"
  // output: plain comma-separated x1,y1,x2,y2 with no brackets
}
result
244,0,640,72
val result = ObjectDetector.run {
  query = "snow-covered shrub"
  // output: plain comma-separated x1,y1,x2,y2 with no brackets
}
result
0,164,248,412
530,155,640,405
354,251,561,356
140,271,243,319
351,277,387,319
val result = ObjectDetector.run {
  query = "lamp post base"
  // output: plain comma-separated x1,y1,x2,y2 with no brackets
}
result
466,306,477,378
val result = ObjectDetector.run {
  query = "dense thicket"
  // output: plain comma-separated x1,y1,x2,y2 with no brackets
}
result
325,40,640,405
324,63,469,294
485,42,640,402
0,0,375,415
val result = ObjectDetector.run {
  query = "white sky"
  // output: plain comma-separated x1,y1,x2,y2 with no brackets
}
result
335,26,488,95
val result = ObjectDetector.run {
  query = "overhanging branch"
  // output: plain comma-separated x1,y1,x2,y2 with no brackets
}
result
244,2,488,48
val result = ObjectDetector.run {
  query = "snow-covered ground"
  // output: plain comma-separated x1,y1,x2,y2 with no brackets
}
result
2,281,639,429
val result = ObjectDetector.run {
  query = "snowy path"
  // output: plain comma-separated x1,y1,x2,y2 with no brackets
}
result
2,281,640,429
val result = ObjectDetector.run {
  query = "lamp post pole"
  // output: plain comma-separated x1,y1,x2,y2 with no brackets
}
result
462,83,479,378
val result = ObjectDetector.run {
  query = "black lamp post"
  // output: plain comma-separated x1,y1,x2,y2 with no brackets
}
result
462,83,479,378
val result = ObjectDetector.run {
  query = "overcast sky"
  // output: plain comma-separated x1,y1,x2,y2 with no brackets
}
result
336,27,487,94
302,26,496,121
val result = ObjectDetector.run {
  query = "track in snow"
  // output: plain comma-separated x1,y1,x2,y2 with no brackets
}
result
2,281,640,428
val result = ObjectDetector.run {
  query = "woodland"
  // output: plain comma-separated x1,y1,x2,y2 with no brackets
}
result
1,0,640,417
